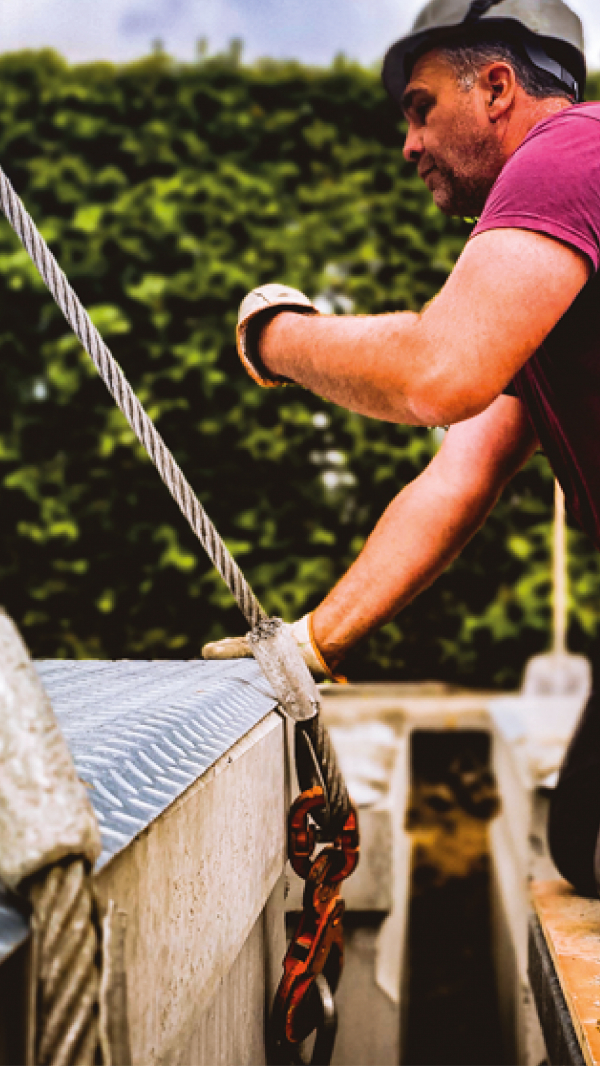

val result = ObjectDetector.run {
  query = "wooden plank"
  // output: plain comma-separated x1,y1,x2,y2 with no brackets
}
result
529,913,586,1066
531,880,600,1066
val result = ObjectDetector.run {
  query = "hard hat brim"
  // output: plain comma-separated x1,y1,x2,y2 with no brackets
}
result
382,28,442,105
382,16,585,107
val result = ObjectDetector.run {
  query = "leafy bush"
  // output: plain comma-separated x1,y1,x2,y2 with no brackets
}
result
0,50,597,684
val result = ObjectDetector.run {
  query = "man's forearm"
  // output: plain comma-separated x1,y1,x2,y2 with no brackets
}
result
310,395,538,669
260,310,433,424
255,230,590,428
311,465,500,668
201,394,535,678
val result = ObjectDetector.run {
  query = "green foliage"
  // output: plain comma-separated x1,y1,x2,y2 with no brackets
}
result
0,49,597,684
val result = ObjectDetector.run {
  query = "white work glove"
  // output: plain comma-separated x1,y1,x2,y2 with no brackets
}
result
236,283,319,387
202,613,345,683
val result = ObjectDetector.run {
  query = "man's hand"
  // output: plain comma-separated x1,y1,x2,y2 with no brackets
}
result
202,613,345,682
236,283,319,387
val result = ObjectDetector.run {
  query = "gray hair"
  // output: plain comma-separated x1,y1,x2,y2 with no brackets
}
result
438,39,575,102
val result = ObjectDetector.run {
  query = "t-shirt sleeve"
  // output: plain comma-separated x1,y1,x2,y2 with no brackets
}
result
471,108,600,271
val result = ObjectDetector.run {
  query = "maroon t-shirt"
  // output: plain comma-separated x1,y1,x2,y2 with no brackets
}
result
471,103,600,547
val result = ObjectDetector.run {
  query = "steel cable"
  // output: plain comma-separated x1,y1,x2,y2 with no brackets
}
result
0,167,350,838
299,716,351,835
0,166,353,1066
0,167,265,632
0,165,351,832
29,860,101,1066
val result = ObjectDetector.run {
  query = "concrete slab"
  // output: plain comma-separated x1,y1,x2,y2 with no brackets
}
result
95,712,286,1064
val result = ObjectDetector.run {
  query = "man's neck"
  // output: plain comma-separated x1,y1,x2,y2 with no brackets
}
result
503,95,574,158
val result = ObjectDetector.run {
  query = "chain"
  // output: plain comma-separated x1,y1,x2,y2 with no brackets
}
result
28,860,102,1066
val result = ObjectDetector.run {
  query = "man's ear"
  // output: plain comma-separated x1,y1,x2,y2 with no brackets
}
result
481,61,517,121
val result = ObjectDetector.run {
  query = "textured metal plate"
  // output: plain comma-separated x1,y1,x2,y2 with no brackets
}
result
0,658,278,963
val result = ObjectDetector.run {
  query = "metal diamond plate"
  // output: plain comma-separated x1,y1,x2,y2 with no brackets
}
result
0,658,278,963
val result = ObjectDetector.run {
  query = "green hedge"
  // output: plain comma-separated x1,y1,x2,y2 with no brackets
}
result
0,49,598,684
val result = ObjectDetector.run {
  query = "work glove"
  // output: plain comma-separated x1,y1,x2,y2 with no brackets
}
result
236,283,320,387
202,613,345,683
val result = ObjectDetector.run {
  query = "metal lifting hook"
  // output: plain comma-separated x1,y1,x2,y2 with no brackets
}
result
269,787,359,1066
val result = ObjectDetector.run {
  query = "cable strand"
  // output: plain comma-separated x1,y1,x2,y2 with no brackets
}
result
0,167,265,631
29,860,101,1066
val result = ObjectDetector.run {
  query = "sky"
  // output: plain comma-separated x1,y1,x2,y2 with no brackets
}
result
2,0,600,72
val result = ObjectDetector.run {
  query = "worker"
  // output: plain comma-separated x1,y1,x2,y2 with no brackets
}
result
204,0,600,896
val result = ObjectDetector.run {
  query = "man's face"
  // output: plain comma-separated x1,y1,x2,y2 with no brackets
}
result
402,50,506,217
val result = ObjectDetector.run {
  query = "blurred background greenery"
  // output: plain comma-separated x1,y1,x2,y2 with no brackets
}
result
0,47,598,684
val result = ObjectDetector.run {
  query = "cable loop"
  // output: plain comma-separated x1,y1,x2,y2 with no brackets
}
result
0,164,351,832
28,860,103,1066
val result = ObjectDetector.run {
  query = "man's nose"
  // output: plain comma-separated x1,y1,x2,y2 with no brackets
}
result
403,125,423,164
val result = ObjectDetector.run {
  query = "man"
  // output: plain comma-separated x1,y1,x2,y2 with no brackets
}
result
205,0,600,894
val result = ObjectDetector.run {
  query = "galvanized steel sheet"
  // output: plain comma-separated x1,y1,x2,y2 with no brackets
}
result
0,659,278,963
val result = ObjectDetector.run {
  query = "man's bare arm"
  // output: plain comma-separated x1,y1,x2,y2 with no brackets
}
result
311,394,538,668
259,228,590,427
